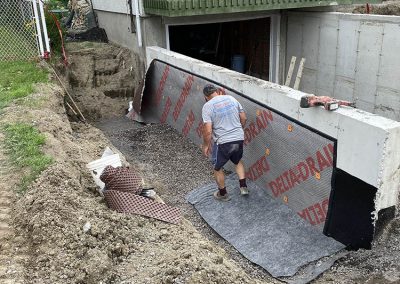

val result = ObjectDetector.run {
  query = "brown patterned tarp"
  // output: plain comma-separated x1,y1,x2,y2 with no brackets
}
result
100,166,181,224
100,165,143,194
104,191,181,224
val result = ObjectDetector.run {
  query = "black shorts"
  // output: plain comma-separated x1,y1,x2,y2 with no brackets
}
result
211,140,244,171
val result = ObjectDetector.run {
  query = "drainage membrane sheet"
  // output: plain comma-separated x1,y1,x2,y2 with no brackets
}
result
186,175,345,278
139,60,336,231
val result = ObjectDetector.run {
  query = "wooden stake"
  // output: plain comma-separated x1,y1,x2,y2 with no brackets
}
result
65,101,77,116
51,66,86,122
285,56,296,87
294,58,306,90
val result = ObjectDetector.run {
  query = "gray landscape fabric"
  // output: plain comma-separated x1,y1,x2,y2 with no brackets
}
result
186,175,345,278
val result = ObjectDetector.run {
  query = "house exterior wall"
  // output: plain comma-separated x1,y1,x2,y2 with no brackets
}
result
92,0,130,14
286,12,400,122
92,0,281,79
92,0,165,58
95,10,140,52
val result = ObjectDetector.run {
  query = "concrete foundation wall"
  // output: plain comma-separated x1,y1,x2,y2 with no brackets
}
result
142,17,166,49
94,10,165,61
92,0,128,14
95,10,139,52
286,12,400,122
146,46,400,214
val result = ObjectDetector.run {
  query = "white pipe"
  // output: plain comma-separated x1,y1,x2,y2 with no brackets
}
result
32,0,44,57
38,0,50,54
165,25,170,50
133,0,142,47
269,15,281,84
275,14,281,84
269,17,274,83
31,1,41,56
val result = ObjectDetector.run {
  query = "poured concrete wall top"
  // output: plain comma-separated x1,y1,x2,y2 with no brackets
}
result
286,12,400,122
142,0,379,17
146,46,400,215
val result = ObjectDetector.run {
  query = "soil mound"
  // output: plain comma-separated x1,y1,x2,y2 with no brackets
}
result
337,0,400,15
1,76,267,283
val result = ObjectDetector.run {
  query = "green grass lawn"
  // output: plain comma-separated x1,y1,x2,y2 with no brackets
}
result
0,60,48,110
3,123,53,192
0,60,52,191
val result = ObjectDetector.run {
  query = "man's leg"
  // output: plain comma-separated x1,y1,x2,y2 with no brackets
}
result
235,160,245,179
214,169,225,190
213,144,229,200
236,160,248,195
213,169,229,200
230,142,248,195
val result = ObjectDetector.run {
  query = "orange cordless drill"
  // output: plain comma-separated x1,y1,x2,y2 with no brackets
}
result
300,95,356,111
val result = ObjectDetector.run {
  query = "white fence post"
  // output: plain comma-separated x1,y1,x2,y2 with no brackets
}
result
38,0,50,54
32,0,44,57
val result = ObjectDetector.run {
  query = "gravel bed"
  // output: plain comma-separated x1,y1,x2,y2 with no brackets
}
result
96,117,279,283
95,117,400,284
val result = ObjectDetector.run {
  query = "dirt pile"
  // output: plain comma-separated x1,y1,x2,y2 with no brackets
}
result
62,41,143,121
337,0,400,15
0,73,268,283
0,133,26,283
15,162,261,283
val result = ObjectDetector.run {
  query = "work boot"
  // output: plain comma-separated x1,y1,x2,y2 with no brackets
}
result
240,187,249,196
213,191,231,201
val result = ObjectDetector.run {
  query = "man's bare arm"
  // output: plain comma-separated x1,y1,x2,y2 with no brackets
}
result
202,122,212,145
201,122,213,156
239,112,247,128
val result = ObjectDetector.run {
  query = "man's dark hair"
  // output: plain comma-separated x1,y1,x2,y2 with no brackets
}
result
203,84,218,97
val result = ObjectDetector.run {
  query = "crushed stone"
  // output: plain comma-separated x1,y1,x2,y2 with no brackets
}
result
97,117,400,284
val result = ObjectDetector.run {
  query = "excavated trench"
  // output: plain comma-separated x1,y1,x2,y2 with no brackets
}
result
53,42,278,283
0,61,270,283
62,41,142,121
45,41,400,283
62,41,278,282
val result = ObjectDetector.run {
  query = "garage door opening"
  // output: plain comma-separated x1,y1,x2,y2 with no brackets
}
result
168,17,271,81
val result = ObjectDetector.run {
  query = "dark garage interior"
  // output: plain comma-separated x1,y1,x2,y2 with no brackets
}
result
169,17,271,80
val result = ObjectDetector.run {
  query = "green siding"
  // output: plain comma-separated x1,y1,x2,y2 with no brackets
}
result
143,0,379,17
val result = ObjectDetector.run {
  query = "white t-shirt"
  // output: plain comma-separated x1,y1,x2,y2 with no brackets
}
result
202,95,245,144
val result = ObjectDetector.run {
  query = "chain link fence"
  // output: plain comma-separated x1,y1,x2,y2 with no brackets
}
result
0,0,41,61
